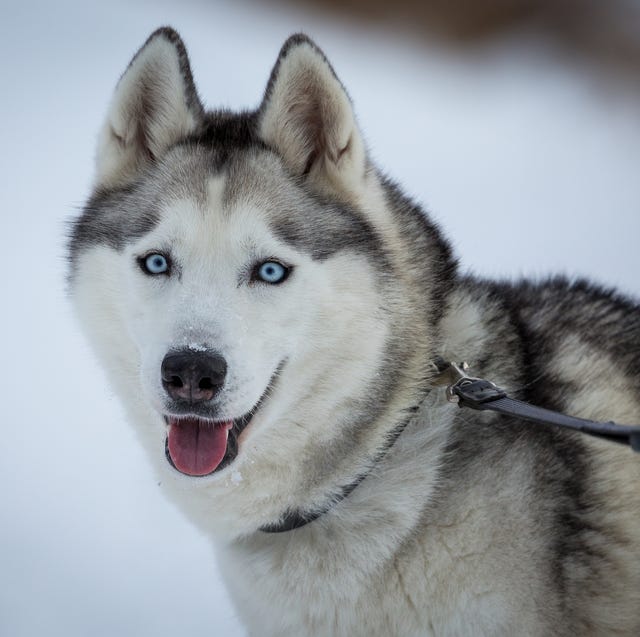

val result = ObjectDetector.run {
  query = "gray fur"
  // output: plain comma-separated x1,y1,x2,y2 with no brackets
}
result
68,28,640,636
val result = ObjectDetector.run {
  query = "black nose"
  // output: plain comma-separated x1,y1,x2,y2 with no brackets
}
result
161,350,227,404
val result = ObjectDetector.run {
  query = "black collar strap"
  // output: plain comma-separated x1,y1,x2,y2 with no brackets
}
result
434,360,640,452
259,477,365,533
259,409,416,533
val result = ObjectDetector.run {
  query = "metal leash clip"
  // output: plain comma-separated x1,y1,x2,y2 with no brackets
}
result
432,361,473,402
432,359,507,407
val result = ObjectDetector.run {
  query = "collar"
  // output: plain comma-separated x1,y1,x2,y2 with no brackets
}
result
259,410,416,533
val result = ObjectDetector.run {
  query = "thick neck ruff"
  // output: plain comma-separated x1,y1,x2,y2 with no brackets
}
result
259,406,419,533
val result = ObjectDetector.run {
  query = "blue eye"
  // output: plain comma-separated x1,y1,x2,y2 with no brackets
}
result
142,253,169,275
256,261,289,284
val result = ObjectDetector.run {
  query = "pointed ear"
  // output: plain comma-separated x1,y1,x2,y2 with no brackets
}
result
258,34,367,198
94,28,204,190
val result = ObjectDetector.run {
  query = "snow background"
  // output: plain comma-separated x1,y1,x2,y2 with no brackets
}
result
2,0,639,635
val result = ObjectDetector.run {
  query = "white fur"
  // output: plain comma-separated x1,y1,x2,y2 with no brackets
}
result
73,166,392,540
71,31,640,636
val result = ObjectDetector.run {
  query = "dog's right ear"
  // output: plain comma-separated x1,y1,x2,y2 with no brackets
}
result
94,28,204,190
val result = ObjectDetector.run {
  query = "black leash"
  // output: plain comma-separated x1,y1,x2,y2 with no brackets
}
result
435,360,640,452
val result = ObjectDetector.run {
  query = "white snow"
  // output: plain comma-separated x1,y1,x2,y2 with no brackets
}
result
2,1,639,636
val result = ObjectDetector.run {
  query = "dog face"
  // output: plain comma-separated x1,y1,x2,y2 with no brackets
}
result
68,29,419,535
112,147,389,478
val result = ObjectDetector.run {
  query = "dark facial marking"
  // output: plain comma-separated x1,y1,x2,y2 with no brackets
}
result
69,184,160,261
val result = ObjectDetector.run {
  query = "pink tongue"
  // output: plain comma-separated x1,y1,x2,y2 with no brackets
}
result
167,418,231,476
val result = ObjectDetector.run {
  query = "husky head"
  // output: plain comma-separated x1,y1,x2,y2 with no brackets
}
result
69,28,455,537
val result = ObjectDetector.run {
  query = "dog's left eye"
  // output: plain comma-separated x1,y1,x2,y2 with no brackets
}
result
255,261,289,284
141,253,170,275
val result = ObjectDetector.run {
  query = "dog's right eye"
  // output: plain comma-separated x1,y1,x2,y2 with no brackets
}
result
140,253,170,275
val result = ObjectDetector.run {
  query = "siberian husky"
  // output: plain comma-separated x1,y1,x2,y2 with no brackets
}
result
68,28,640,636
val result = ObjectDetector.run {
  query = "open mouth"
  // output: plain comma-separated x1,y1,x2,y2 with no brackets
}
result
164,412,253,477
163,362,284,477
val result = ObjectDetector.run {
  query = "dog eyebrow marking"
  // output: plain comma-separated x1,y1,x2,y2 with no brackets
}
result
268,199,387,263
69,147,213,260
218,147,391,265
69,185,161,258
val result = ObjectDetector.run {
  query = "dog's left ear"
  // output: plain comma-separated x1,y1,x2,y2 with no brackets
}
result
258,35,367,199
